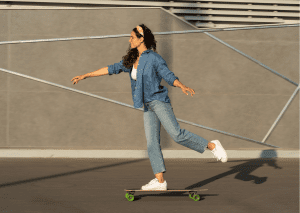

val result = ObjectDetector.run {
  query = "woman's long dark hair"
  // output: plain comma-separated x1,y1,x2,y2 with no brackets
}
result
122,24,157,69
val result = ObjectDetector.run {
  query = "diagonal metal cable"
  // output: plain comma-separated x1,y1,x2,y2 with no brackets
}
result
262,85,300,143
204,32,299,87
0,67,279,148
0,24,299,45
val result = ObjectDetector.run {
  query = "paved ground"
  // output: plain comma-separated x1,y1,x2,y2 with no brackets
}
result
0,157,298,213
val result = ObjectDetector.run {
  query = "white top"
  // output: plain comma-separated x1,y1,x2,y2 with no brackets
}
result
131,65,137,81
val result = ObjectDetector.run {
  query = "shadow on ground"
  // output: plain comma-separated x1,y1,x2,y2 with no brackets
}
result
186,149,282,189
0,158,148,188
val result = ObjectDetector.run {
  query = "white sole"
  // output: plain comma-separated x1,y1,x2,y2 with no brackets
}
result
141,182,167,190
141,187,167,190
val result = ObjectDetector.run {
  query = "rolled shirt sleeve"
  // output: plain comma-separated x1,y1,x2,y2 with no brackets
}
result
107,60,130,75
155,55,179,87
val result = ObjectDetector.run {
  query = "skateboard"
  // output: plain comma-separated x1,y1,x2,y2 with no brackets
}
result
124,189,208,201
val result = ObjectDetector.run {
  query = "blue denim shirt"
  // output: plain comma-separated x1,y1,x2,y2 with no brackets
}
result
107,49,179,112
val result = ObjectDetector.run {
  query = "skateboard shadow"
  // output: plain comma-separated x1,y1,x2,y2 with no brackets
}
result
185,150,282,190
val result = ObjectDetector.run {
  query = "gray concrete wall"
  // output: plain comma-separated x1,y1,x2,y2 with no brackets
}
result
0,8,298,151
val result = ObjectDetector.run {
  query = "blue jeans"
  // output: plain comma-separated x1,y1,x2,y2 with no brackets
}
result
144,100,209,175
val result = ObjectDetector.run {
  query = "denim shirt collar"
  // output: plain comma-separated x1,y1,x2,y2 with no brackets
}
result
141,49,153,55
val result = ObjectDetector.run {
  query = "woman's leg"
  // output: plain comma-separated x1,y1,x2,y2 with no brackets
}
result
155,172,164,183
144,104,166,176
149,100,209,154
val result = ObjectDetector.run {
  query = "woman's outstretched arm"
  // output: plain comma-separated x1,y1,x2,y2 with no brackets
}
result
71,67,109,85
83,67,109,78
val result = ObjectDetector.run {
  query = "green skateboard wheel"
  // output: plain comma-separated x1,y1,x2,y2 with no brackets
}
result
127,194,134,201
193,195,200,201
189,193,194,199
125,193,129,199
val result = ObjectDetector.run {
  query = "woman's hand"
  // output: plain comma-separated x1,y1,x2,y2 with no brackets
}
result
181,86,195,97
71,75,85,85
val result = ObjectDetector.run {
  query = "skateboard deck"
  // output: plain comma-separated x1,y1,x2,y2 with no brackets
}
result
124,189,208,201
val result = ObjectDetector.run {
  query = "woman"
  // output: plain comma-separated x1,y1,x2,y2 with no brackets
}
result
71,24,228,190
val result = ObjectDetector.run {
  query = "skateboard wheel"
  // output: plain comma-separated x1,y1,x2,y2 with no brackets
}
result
125,193,129,199
193,195,200,201
189,192,196,199
127,194,134,201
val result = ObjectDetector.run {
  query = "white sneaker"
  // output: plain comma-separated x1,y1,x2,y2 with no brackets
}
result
210,140,228,163
141,178,167,190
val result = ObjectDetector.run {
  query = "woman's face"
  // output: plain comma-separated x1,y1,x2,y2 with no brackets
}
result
129,31,143,49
